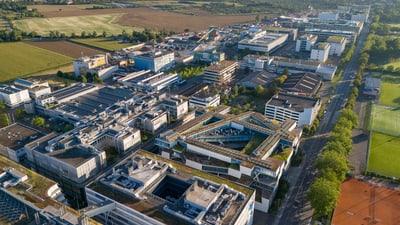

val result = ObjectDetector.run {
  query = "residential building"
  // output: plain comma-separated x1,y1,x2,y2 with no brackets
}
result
0,156,100,225
155,107,302,212
84,150,255,225
73,54,107,76
265,93,321,127
281,73,322,96
189,87,220,109
238,32,288,53
0,84,30,108
295,34,318,52
193,45,225,64
310,42,330,62
327,36,346,56
203,60,239,84
133,51,175,72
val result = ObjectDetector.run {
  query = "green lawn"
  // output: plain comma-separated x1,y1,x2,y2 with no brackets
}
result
383,60,400,69
368,132,400,178
380,75,400,106
13,14,137,36
70,38,134,51
0,42,73,82
370,104,400,137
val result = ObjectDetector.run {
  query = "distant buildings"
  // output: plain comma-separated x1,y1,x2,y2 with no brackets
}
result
132,51,175,72
73,54,107,76
265,93,321,127
117,70,180,93
310,42,330,62
238,32,288,53
193,45,225,64
0,84,30,108
203,60,239,84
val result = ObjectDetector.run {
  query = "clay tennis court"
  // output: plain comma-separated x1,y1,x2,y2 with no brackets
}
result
332,179,400,225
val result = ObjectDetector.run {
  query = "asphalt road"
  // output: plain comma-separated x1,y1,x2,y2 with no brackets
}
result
274,21,371,225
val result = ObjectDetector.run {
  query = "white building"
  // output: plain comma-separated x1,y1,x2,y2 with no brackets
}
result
295,34,318,52
161,95,188,120
238,32,288,53
265,93,321,127
14,78,51,99
203,60,239,85
0,84,30,108
73,54,107,76
189,89,220,109
327,36,346,56
310,43,330,62
136,110,168,133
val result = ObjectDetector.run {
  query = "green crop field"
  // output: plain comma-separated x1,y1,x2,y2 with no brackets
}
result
13,14,138,36
368,132,400,178
380,75,400,106
71,38,133,51
0,42,73,82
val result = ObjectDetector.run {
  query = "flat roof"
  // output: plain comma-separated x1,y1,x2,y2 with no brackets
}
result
205,60,238,73
51,83,97,101
281,73,322,94
48,146,97,167
267,93,319,111
0,84,26,95
0,123,43,150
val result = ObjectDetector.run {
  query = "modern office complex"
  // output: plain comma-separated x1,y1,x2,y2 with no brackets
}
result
84,150,255,225
238,32,288,53
310,42,330,62
203,60,239,84
0,84,30,108
133,51,175,72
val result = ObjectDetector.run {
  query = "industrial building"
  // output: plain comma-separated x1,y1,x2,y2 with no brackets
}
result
14,78,51,100
237,71,277,89
265,93,321,127
238,32,288,53
132,51,175,72
0,156,100,225
118,70,181,93
203,60,239,85
281,73,322,96
155,106,302,212
84,150,255,225
0,84,30,108
73,54,107,76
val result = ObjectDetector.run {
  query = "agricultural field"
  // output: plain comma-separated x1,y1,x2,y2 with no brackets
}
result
380,75,400,106
25,40,105,58
20,6,258,33
367,132,400,178
0,42,73,82
70,38,133,51
13,14,136,36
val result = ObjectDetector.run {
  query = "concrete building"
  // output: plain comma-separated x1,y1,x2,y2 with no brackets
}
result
136,110,168,133
189,88,220,109
318,12,339,21
203,60,239,85
160,95,189,120
238,32,288,53
310,43,330,62
155,107,302,212
73,54,107,76
193,45,225,64
295,34,318,52
240,55,273,72
237,71,277,89
265,27,298,41
133,51,175,72
304,28,357,45
327,36,346,56
0,84,30,108
118,70,181,93
84,151,255,225
265,93,321,127
0,156,100,225
14,78,51,99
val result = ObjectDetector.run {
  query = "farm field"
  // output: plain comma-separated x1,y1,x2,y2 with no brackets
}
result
0,42,73,82
23,6,257,33
70,38,133,51
25,40,105,58
367,132,400,178
13,14,136,36
380,75,400,106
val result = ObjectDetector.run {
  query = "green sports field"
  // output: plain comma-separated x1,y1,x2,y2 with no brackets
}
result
380,75,400,106
368,132,400,178
370,104,400,137
0,42,73,82
13,14,136,36
70,38,133,51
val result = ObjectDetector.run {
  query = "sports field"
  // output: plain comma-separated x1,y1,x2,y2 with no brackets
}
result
70,38,133,51
368,132,400,178
370,104,400,136
12,14,136,36
380,75,400,106
332,179,400,225
0,42,73,82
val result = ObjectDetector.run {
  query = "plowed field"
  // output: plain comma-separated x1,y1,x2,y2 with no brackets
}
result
25,40,105,57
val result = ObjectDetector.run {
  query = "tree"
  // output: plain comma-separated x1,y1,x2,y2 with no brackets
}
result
31,116,45,127
184,28,190,33
340,108,359,128
255,85,265,96
102,31,107,38
92,31,97,38
0,100,5,111
80,75,87,83
0,113,10,128
81,31,86,38
307,177,340,219
15,108,24,119
315,151,348,182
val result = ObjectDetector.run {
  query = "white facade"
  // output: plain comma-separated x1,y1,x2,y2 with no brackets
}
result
73,54,107,76
310,43,330,62
0,85,30,108
295,34,317,52
189,93,220,108
203,61,239,85
327,37,346,56
238,33,288,53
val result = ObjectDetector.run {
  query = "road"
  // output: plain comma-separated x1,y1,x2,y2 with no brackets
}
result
273,21,371,225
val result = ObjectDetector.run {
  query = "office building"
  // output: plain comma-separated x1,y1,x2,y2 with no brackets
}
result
238,32,288,53
133,51,175,72
310,43,330,62
0,84,30,108
203,60,239,85
295,34,318,52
